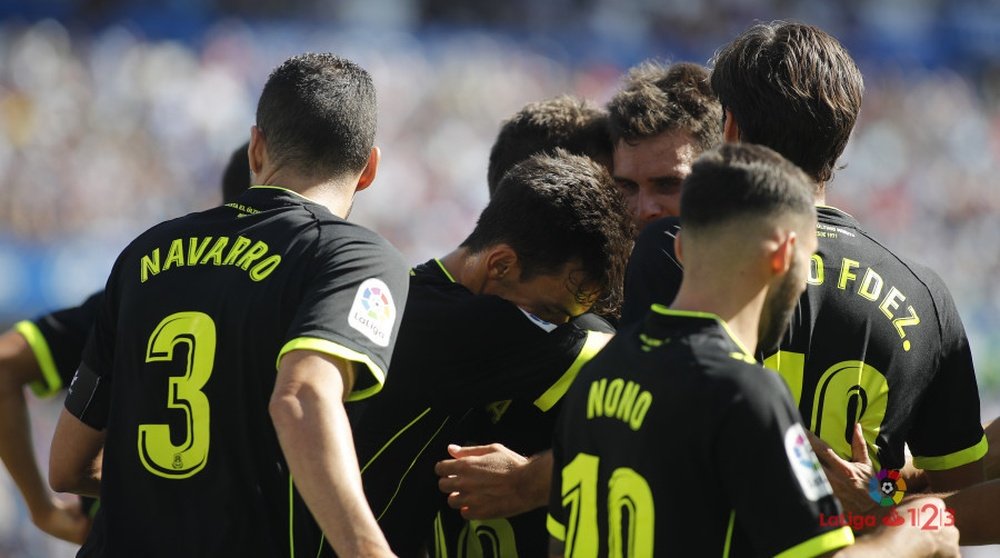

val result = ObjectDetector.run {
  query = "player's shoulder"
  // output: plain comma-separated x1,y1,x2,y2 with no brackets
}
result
632,216,681,255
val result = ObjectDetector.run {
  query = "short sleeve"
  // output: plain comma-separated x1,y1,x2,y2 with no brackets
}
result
17,291,104,398
620,217,683,328
66,268,123,430
907,283,987,470
715,370,853,557
277,230,409,402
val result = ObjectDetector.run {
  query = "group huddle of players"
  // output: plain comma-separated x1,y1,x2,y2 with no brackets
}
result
0,19,998,558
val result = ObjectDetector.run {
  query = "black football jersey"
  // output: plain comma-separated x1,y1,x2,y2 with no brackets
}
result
351,259,613,556
621,207,986,472
15,291,103,397
620,217,682,328
65,186,409,558
549,308,853,557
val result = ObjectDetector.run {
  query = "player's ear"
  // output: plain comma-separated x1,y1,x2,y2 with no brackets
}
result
355,146,381,192
723,108,741,143
769,230,797,276
249,125,266,176
484,244,519,282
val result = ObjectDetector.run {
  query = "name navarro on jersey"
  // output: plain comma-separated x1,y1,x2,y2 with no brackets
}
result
587,377,653,431
139,236,282,283
808,255,921,351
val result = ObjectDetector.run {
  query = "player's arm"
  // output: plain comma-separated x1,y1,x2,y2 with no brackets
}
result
271,349,395,558
49,408,104,498
984,418,1000,480
941,478,1000,545
0,328,90,543
436,444,552,519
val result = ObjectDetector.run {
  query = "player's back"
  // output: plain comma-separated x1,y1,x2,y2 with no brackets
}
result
767,206,984,472
84,186,399,557
551,307,848,556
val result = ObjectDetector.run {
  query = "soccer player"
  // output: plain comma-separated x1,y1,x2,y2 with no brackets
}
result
548,142,958,557
352,150,632,555
0,141,252,545
625,22,986,492
429,97,617,557
49,53,409,557
487,95,613,197
607,61,721,231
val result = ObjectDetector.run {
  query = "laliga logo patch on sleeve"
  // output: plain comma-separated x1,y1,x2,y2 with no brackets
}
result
348,278,397,347
784,423,834,501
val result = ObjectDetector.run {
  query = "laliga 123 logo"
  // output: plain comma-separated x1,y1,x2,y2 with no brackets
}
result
868,468,906,507
348,278,396,347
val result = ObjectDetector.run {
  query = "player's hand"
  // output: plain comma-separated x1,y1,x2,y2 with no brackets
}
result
808,424,878,517
31,497,91,544
889,497,959,558
435,443,535,520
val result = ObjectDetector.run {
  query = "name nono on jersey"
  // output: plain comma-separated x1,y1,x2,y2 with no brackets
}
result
587,377,652,431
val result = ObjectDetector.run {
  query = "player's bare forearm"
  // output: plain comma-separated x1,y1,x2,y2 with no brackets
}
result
984,418,1000,480
271,350,395,557
943,478,1000,545
49,408,104,498
0,330,51,513
436,444,551,519
829,497,959,557
925,458,984,492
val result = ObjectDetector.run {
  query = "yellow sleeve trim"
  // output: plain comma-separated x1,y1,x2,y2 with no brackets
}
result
277,337,387,402
546,514,566,542
774,526,854,558
13,321,63,398
534,331,613,412
913,434,989,471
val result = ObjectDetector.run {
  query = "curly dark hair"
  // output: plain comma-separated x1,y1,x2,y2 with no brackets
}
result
464,149,632,316
607,61,722,152
487,95,612,197
711,22,864,184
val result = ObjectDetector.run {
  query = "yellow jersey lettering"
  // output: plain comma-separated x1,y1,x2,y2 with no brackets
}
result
137,235,281,284
187,237,213,266
201,237,230,265
858,268,883,301
236,240,269,271
162,238,185,271
587,379,607,419
249,255,281,282
837,258,859,290
222,236,252,266
629,392,653,431
808,254,824,285
892,306,920,352
588,378,653,430
878,287,905,320
614,381,641,423
140,248,161,283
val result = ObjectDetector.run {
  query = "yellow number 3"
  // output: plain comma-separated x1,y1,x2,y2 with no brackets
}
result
138,312,216,479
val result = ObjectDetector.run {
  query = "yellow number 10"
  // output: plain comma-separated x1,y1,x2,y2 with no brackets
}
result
138,312,216,479
561,453,654,557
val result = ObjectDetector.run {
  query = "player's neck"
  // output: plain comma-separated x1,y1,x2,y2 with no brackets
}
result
438,248,486,292
813,181,826,206
670,273,764,355
255,167,354,218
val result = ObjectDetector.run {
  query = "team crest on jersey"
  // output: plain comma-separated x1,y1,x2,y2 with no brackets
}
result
784,423,833,501
348,278,397,347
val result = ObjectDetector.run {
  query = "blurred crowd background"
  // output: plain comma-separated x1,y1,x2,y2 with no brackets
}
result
0,0,998,556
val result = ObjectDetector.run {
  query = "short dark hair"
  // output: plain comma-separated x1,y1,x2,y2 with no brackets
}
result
606,61,722,152
711,22,864,184
256,53,376,179
464,150,631,314
680,143,815,233
487,96,612,197
221,141,250,203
